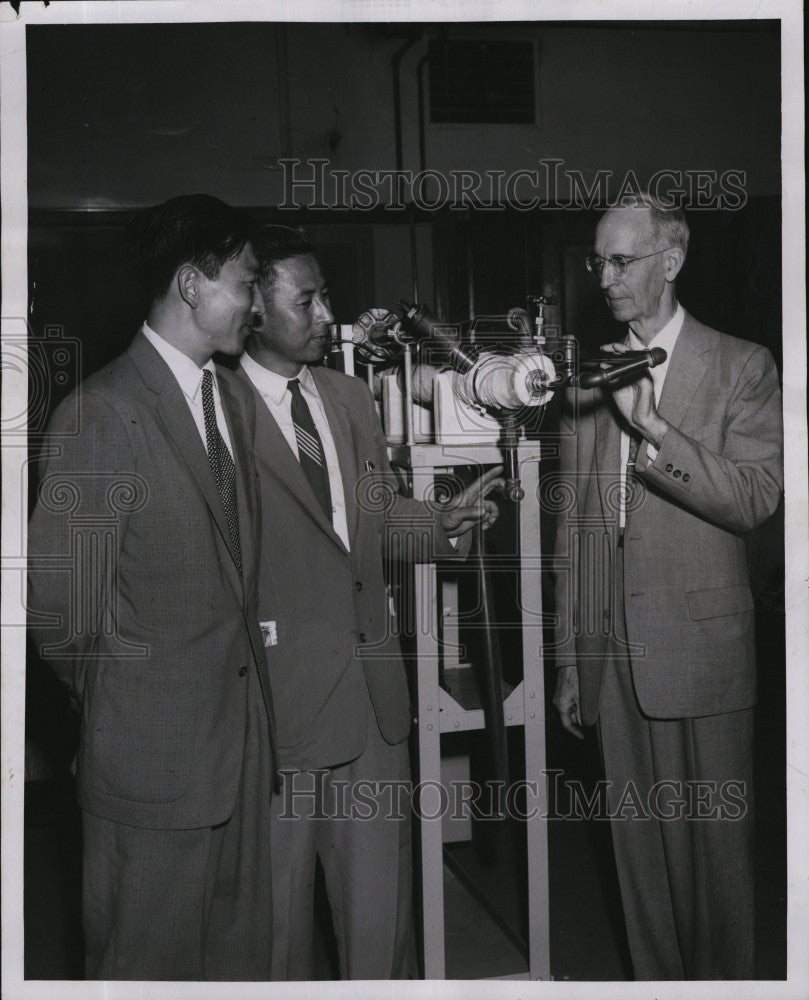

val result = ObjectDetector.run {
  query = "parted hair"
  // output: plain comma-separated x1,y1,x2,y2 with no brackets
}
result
252,225,315,287
127,194,256,302
612,191,690,255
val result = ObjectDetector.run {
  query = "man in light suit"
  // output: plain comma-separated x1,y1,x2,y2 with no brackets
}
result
237,226,501,980
552,199,783,980
27,195,277,980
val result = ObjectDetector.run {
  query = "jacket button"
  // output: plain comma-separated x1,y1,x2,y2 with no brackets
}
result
239,666,248,677
682,473,690,483
665,463,674,473
359,632,368,643
355,580,363,592
673,469,682,478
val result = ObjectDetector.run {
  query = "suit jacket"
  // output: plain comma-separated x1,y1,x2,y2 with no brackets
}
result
552,311,783,724
28,332,275,829
239,364,458,770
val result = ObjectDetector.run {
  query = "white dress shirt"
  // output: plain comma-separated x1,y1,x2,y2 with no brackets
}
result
240,352,351,551
619,303,684,526
142,322,234,457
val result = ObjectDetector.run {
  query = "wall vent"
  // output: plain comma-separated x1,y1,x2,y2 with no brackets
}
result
428,39,537,125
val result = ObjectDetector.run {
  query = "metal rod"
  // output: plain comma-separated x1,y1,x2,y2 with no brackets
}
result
403,343,415,446
501,415,524,504
472,519,509,817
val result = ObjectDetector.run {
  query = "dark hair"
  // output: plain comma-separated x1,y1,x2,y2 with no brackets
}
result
127,194,255,302
253,225,314,287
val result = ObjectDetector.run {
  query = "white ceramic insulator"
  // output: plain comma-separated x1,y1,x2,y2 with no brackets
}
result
455,351,555,410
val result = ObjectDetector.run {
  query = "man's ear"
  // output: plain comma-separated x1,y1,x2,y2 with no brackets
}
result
176,265,201,308
663,248,685,284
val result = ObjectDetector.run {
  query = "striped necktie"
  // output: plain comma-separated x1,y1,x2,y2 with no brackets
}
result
287,378,333,522
201,369,242,573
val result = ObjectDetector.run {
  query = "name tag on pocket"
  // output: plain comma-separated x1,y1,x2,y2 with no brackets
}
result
259,621,278,647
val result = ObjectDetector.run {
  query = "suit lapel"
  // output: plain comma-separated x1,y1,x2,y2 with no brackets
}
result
241,368,349,554
128,333,243,588
655,311,710,430
312,367,360,542
593,315,709,521
593,388,623,528
218,374,255,588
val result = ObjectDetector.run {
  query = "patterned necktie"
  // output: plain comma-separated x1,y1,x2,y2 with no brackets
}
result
201,369,242,573
626,432,641,490
287,378,332,522
619,432,642,545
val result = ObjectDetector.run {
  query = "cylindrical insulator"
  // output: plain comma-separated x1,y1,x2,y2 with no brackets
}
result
455,351,556,410
395,363,442,406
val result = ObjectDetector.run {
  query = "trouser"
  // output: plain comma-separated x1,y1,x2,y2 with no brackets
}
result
596,546,755,980
82,667,274,981
269,697,416,981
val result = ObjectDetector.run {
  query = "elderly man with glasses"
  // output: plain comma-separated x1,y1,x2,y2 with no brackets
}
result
552,198,783,980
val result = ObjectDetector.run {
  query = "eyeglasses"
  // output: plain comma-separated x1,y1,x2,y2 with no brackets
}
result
585,247,674,278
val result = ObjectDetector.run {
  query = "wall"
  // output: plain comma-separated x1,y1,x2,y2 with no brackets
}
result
26,21,780,209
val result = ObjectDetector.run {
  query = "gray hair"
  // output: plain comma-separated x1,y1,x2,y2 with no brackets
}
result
610,192,690,255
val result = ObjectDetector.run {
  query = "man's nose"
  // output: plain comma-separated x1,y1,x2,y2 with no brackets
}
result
316,297,334,325
599,262,618,290
252,284,266,317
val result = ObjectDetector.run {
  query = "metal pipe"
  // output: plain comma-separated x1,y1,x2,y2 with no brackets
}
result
409,210,420,305
392,31,422,176
472,520,509,817
275,26,291,157
417,50,429,175
403,343,415,446
501,415,524,504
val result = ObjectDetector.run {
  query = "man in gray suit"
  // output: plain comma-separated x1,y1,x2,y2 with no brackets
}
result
238,226,501,980
552,199,783,980
28,195,276,980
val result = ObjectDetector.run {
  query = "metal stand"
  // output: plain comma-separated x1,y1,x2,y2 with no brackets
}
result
390,441,550,981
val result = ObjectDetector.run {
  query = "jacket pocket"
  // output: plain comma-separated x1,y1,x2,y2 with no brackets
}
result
84,669,196,804
686,584,754,621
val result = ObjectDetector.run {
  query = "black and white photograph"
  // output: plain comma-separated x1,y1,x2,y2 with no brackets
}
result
1,1,806,998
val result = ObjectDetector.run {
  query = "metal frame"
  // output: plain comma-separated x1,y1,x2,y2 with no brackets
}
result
391,440,550,981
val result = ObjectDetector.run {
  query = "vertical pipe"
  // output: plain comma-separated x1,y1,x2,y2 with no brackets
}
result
403,343,415,446
275,25,291,157
417,51,429,175
473,520,509,817
466,231,475,323
409,211,420,305
392,33,421,174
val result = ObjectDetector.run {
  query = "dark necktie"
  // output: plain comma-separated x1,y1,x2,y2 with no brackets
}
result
201,369,242,573
618,432,642,546
626,432,641,490
287,378,332,522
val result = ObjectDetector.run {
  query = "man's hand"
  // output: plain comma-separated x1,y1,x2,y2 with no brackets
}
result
553,665,584,739
600,342,669,448
439,466,504,538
